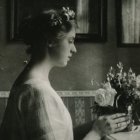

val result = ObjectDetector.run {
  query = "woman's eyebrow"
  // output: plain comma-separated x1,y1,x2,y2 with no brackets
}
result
69,37,75,40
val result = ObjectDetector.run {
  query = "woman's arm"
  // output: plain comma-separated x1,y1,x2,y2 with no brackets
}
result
74,113,130,140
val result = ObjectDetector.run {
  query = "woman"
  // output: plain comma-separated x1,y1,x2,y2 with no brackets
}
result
0,8,130,140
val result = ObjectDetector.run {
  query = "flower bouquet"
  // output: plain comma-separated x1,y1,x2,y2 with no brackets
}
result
92,62,140,126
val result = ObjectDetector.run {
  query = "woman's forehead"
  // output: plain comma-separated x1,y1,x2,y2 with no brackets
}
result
66,29,76,38
56,28,75,40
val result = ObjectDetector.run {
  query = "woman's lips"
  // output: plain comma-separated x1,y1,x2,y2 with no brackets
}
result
68,55,72,61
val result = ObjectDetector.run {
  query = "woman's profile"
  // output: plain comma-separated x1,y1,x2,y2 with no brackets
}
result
0,7,130,140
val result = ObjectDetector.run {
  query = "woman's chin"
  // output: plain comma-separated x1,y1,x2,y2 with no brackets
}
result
61,62,68,67
56,61,68,67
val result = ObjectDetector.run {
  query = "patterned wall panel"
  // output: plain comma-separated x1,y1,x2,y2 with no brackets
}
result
62,96,95,127
75,97,85,125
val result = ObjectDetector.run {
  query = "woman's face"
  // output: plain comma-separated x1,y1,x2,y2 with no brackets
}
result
50,28,77,67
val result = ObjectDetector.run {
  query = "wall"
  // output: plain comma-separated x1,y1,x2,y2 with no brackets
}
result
0,0,140,91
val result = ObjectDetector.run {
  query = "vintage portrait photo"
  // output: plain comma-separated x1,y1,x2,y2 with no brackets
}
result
0,0,140,140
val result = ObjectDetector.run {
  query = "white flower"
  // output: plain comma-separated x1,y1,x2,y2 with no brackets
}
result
135,90,140,96
136,75,140,89
106,87,117,106
95,82,117,106
103,82,112,89
95,89,106,106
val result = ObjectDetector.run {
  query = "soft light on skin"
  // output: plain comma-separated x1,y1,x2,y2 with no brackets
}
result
27,28,77,82
49,28,77,67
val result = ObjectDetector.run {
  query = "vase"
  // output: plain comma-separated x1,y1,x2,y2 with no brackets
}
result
114,92,140,126
114,93,129,113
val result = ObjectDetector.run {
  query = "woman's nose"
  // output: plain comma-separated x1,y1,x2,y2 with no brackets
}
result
71,44,77,53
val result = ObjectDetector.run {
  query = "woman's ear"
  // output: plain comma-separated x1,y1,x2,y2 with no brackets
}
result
48,40,57,48
48,43,53,48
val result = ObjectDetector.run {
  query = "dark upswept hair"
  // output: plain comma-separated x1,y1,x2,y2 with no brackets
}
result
18,8,76,62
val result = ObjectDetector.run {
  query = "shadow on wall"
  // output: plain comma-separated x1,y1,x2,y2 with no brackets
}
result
0,44,28,90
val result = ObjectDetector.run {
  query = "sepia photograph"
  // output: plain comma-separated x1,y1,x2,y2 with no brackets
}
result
0,0,140,140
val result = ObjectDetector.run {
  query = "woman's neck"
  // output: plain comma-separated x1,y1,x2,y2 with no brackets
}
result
27,59,54,83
